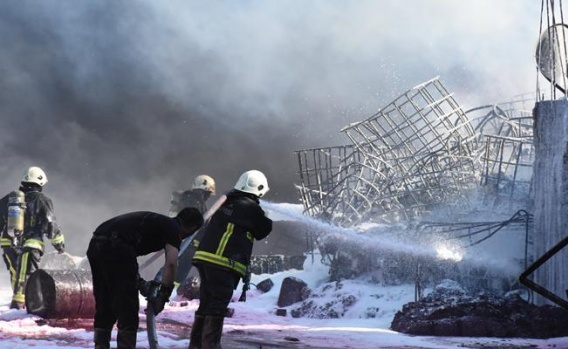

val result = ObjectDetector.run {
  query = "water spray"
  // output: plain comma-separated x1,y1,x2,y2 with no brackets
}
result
261,200,525,296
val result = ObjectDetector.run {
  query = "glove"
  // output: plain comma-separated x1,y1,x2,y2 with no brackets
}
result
137,278,161,298
147,283,174,315
53,243,65,254
239,269,251,302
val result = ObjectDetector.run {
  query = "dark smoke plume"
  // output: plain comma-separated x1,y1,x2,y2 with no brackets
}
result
0,1,540,255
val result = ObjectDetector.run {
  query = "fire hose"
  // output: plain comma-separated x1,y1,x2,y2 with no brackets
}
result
138,279,162,349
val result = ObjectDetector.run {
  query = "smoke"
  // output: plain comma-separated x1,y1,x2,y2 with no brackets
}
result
0,1,542,255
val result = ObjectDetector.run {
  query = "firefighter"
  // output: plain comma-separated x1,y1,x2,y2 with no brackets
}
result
169,174,216,217
160,174,216,284
86,207,204,349
189,170,273,349
0,166,65,310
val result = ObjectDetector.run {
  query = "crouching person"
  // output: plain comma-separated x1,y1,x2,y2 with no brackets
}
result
87,207,203,349
189,170,273,349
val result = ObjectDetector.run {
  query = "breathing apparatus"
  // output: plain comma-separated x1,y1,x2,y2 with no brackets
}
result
7,190,26,248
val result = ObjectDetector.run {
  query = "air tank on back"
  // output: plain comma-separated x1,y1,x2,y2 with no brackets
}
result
7,190,25,240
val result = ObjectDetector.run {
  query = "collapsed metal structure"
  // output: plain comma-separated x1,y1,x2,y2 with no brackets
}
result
295,77,535,228
294,77,538,297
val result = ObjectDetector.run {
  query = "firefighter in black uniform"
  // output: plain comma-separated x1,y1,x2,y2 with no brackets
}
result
0,166,65,309
169,174,216,217
86,207,204,349
189,170,272,349
163,174,216,283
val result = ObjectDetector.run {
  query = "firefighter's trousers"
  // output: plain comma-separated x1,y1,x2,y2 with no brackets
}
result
195,264,240,317
2,246,41,307
86,236,139,335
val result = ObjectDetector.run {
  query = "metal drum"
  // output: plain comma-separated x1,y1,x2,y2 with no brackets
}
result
25,269,95,319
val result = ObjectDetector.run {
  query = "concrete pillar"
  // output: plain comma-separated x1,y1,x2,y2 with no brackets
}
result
533,99,568,305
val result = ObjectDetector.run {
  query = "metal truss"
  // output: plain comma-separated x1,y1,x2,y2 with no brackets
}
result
295,144,378,226
466,96,535,203
295,78,537,227
480,134,534,201
295,77,481,227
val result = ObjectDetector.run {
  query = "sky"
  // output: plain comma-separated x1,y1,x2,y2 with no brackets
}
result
0,1,546,257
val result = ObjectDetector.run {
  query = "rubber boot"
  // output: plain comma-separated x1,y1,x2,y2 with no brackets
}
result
94,328,111,349
117,329,137,349
201,316,224,349
9,300,25,310
188,314,205,349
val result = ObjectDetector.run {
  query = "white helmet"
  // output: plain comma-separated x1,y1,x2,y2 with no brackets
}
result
234,170,269,197
192,174,216,195
21,166,48,186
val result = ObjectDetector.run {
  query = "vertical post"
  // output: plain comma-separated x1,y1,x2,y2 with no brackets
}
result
532,99,568,305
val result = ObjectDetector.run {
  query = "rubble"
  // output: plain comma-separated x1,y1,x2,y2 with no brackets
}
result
277,276,310,308
290,280,358,319
390,279,568,338
250,254,306,275
176,275,200,300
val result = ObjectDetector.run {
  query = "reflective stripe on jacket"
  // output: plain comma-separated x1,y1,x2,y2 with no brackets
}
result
23,238,44,250
192,191,272,277
0,237,11,247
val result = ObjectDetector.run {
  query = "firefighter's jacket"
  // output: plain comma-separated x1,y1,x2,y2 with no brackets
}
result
169,189,209,216
193,190,272,277
0,187,64,252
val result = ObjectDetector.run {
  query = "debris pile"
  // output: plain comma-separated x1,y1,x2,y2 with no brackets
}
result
293,77,537,299
391,279,568,338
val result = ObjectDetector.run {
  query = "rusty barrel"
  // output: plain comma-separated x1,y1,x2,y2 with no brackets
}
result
25,269,95,319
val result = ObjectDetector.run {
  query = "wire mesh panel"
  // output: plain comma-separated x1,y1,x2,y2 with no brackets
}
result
467,104,534,140
294,78,536,228
466,98,534,207
480,135,534,201
338,77,479,224
328,150,395,225
295,145,364,224
342,77,477,157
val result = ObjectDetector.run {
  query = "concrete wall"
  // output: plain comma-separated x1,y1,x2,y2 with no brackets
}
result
533,99,568,305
